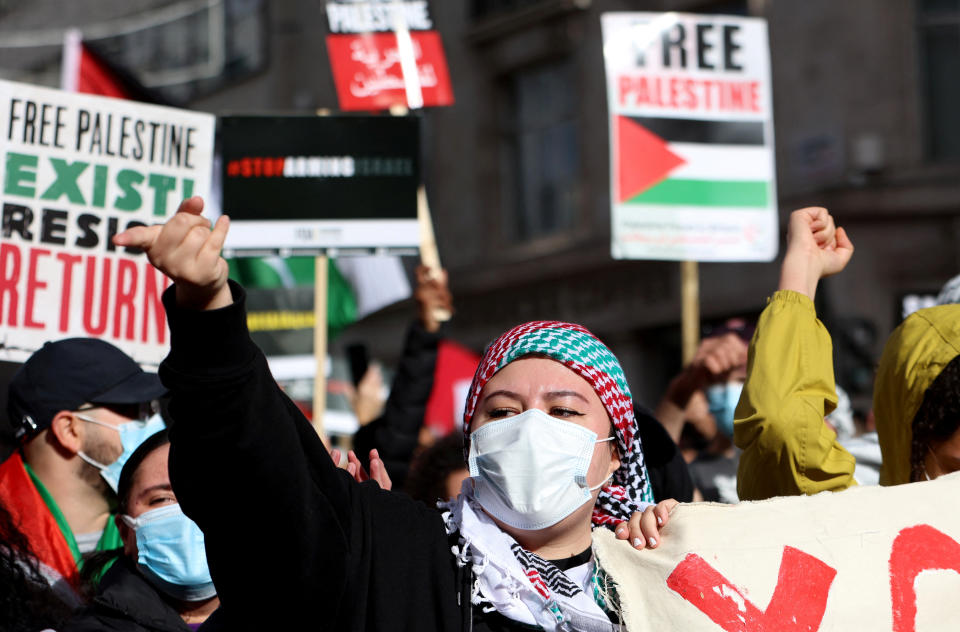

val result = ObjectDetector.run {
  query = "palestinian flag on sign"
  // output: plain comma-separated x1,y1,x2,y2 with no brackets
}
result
228,256,412,352
615,115,772,208
228,256,358,343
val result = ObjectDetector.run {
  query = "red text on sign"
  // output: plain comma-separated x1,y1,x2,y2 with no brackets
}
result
0,244,169,344
618,74,761,114
889,524,960,632
666,546,837,631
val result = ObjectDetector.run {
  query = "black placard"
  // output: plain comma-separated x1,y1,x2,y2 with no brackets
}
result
220,115,419,223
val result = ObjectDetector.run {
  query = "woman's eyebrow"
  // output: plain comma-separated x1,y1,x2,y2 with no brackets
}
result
136,483,174,500
482,389,590,403
482,389,522,403
544,390,590,403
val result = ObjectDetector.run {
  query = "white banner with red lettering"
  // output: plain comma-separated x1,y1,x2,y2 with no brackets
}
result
594,472,960,631
0,79,214,366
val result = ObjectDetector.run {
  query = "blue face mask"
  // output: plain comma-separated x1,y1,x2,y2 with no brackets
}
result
77,413,166,492
705,382,744,439
122,503,216,602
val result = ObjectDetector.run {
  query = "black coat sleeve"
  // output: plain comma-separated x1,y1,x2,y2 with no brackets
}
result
353,321,441,489
161,283,460,631
634,404,695,503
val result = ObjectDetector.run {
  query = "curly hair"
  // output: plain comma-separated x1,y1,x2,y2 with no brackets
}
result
404,433,469,506
911,354,960,482
0,501,75,631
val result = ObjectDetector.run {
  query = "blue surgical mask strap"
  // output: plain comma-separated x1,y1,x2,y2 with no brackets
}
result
76,450,111,471
74,412,124,431
75,413,124,473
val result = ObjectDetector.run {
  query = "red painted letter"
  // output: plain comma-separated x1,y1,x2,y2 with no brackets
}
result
112,259,138,340
0,243,21,326
141,264,169,344
82,255,111,336
55,253,82,332
667,546,836,631
890,524,960,632
24,248,50,328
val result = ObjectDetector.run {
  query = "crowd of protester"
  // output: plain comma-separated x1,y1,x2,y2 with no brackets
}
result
1,200,958,631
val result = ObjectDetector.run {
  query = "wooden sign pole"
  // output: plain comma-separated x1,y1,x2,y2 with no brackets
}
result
417,185,451,323
312,255,329,437
681,260,700,365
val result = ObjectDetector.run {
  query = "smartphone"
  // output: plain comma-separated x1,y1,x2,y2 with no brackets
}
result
346,343,369,386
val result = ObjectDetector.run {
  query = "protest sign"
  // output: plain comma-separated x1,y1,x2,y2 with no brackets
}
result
0,79,214,366
594,472,960,631
422,339,480,437
602,13,777,261
220,115,420,255
323,0,454,111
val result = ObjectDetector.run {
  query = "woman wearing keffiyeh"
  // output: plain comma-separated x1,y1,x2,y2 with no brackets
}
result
120,197,678,632
442,320,676,630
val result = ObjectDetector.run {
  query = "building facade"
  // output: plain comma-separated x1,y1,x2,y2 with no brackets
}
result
1,0,958,411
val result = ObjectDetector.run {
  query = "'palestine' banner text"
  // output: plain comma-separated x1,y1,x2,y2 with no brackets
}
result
0,79,215,366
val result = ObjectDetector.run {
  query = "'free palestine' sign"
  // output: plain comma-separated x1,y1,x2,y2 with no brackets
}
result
602,12,777,262
0,79,214,366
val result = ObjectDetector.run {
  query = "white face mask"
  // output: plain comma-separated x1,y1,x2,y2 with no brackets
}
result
468,408,614,531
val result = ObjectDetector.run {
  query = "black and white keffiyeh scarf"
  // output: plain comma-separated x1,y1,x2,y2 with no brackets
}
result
441,485,622,632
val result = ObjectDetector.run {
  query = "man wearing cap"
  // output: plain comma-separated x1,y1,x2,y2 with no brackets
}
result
0,338,167,594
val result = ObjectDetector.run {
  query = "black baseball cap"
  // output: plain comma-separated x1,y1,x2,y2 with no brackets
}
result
7,338,167,441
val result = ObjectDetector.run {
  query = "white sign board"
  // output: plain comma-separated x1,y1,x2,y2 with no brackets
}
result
602,13,777,261
0,79,215,366
595,472,960,631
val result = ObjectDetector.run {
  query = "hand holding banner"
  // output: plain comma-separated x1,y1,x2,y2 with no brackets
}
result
594,472,960,631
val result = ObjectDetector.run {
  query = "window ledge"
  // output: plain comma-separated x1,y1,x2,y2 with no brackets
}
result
466,0,591,45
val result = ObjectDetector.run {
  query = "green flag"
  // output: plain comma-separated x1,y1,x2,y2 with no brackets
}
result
227,256,358,341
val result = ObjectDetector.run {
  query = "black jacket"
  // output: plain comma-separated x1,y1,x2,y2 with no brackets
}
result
64,558,206,632
160,283,682,630
635,404,695,503
353,321,441,490
162,283,463,630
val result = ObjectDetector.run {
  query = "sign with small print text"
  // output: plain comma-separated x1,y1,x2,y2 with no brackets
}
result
0,79,214,366
219,115,420,255
602,13,777,261
324,0,454,111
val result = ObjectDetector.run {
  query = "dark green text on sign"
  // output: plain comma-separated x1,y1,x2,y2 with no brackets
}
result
4,152,194,216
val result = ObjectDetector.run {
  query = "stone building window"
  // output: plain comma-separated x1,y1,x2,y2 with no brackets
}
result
918,0,960,161
95,0,266,103
498,60,580,242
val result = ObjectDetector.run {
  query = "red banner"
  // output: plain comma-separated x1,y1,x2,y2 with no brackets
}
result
326,31,454,111
423,339,480,437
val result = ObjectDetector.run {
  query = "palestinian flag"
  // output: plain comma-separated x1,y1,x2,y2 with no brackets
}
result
615,115,772,208
228,256,358,343
228,256,411,352
61,28,175,105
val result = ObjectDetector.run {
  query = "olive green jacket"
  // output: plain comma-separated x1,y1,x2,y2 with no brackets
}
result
735,290,960,501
